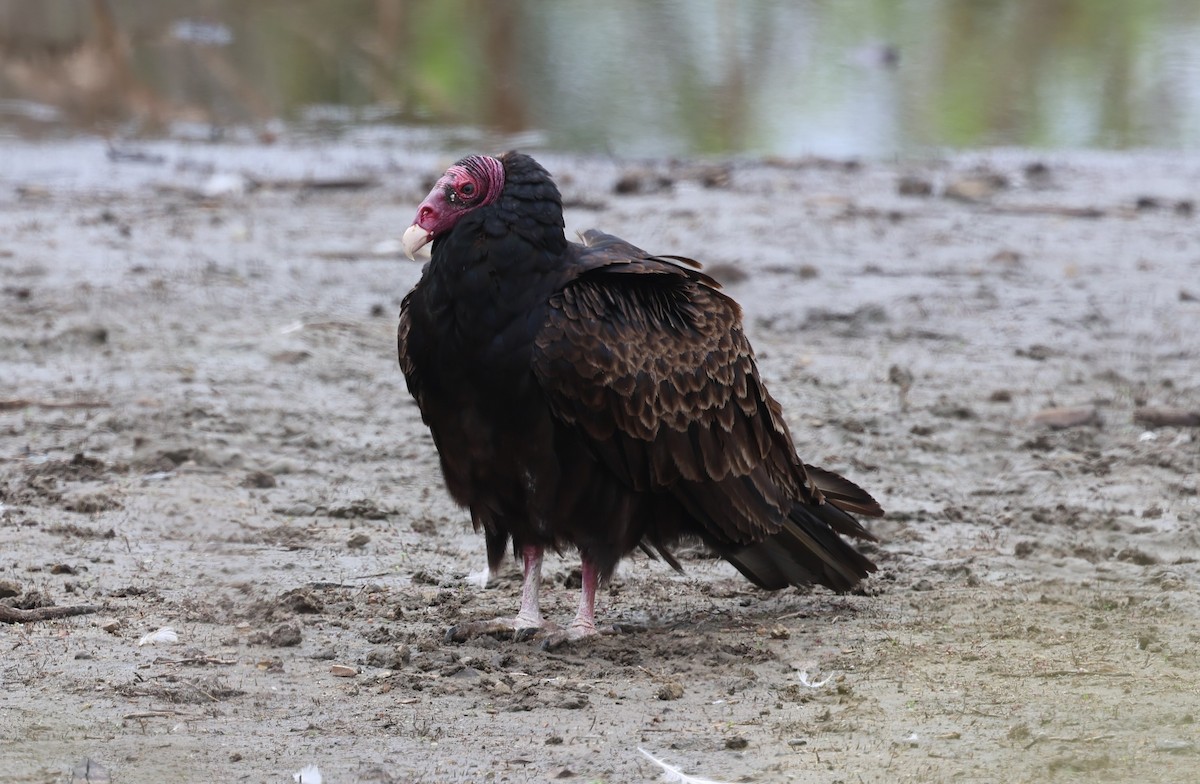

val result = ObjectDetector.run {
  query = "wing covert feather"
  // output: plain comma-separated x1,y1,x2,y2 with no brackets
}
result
533,261,810,543
397,293,420,402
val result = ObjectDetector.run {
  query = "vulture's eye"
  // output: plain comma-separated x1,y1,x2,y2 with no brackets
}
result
461,182,476,198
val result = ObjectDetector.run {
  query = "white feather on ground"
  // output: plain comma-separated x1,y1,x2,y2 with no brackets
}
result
464,566,490,588
292,764,322,784
638,748,735,784
797,670,834,688
136,627,179,646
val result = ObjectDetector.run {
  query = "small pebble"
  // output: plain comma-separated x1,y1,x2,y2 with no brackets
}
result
365,644,411,670
944,173,1007,202
557,695,589,709
267,622,302,648
613,170,673,195
240,470,277,489
656,682,684,701
1024,161,1052,185
990,249,1022,266
897,175,932,196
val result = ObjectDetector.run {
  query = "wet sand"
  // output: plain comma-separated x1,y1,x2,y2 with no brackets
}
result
1,138,1198,783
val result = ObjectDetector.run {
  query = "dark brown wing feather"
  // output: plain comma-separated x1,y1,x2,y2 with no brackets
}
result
536,263,791,489
805,464,883,518
397,292,418,399
576,229,715,282
534,231,880,589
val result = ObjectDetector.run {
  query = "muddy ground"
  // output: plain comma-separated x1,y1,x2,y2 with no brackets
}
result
1,138,1198,784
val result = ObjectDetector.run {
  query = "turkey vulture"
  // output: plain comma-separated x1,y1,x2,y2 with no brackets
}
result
399,152,882,643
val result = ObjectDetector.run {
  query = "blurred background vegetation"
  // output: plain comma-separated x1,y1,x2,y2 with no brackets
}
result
1,0,1197,156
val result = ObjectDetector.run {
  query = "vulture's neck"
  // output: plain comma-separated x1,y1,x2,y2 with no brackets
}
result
496,177,568,257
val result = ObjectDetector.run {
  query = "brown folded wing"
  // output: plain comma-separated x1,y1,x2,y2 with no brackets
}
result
533,232,877,557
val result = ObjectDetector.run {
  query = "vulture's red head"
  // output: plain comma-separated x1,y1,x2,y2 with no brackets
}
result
402,155,506,260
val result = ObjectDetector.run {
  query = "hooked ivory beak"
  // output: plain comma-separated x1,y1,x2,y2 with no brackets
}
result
402,224,433,261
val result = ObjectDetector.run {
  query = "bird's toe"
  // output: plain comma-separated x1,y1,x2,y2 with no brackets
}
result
445,617,558,644
513,625,543,643
444,623,472,644
539,622,619,651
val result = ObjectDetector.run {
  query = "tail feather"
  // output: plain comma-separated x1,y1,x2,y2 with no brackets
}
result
720,500,877,592
806,464,884,517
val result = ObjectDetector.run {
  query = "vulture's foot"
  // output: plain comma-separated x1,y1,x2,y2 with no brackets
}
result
444,617,557,644
539,621,619,651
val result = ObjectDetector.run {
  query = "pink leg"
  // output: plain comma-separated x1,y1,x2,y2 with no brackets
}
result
445,544,554,643
540,557,618,649
567,558,601,638
514,545,544,629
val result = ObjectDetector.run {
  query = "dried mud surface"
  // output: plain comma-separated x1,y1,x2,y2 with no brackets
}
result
1,140,1198,783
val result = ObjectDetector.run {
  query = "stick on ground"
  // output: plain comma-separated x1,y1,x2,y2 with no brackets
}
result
0,604,99,624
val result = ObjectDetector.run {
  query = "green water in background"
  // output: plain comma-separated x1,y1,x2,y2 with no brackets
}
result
1,0,1198,156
